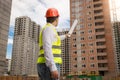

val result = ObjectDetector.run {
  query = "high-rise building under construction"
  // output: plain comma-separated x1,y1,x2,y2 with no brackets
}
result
112,22,120,75
0,0,12,75
58,28,70,76
11,16,40,76
70,0,117,78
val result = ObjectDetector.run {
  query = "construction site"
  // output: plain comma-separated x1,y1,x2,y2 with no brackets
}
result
0,75,120,80
0,0,120,80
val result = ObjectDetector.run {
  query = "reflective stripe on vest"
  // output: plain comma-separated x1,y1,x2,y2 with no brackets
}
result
39,54,61,57
40,45,61,50
37,23,62,64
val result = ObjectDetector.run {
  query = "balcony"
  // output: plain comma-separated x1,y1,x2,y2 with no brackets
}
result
96,38,106,42
95,19,104,23
98,60,108,63
95,25,105,29
94,16,104,22
96,35,105,40
95,28,104,31
94,15,104,21
96,45,106,49
98,63,108,71
94,12,103,16
94,6,103,10
94,9,103,14
97,52,107,56
97,48,106,53
95,22,104,26
96,31,105,35
94,2,103,11
97,56,107,63
93,0,102,5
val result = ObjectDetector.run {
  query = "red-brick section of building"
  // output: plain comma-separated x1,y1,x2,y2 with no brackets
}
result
70,0,117,79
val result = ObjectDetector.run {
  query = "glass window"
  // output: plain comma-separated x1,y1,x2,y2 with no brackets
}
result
73,44,76,47
82,57,85,60
81,50,85,53
89,43,93,46
82,64,86,67
90,57,94,60
88,36,92,39
88,17,92,20
80,31,85,34
81,37,85,40
87,5,91,9
88,30,92,33
88,23,92,27
87,11,92,15
81,43,85,47
90,63,95,67
80,24,84,28
90,50,94,53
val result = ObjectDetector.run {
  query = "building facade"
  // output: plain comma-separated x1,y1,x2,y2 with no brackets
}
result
70,0,117,78
112,22,120,75
4,59,11,75
58,28,70,76
0,0,12,75
11,16,40,76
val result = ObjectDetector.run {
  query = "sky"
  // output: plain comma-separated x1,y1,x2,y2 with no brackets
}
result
6,0,120,59
109,0,120,21
6,0,70,59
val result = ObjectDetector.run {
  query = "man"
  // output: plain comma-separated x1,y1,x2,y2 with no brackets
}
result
37,8,70,80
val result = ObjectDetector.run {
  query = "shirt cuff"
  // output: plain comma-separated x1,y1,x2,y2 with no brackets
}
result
49,63,57,72
60,35,66,40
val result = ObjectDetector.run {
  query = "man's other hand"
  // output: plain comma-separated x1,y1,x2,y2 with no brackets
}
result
51,70,59,79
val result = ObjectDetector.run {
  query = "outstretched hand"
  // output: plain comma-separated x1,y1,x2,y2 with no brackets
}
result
66,33,71,38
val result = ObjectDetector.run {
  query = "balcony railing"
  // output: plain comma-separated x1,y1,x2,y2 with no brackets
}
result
96,31,105,35
96,38,106,42
98,67,108,71
93,0,102,5
98,60,108,63
96,45,106,49
94,12,103,16
97,52,107,56
94,6,103,10
95,25,105,29
94,9,103,14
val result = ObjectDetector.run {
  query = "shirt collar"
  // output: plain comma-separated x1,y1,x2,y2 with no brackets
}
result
47,23,56,29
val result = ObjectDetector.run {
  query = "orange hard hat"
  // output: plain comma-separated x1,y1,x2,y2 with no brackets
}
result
45,8,59,17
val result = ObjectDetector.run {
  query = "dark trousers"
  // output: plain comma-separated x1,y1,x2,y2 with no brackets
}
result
37,63,59,80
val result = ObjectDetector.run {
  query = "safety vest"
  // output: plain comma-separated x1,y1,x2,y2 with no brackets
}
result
37,23,62,64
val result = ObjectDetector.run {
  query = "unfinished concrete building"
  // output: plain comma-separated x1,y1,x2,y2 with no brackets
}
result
11,16,40,76
0,0,12,75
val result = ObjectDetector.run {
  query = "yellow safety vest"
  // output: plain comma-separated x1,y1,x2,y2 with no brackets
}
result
37,23,62,64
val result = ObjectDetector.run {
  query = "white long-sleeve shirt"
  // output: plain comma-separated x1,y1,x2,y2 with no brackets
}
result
42,23,66,72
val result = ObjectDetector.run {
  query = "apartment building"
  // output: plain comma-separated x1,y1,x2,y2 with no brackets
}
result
70,0,117,78
11,16,40,76
112,22,120,75
58,28,70,76
0,0,12,75
4,59,11,75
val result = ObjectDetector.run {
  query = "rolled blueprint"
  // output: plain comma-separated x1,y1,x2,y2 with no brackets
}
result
68,19,78,35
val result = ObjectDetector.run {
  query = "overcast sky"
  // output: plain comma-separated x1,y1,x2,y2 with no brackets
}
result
6,0,70,59
6,0,120,59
